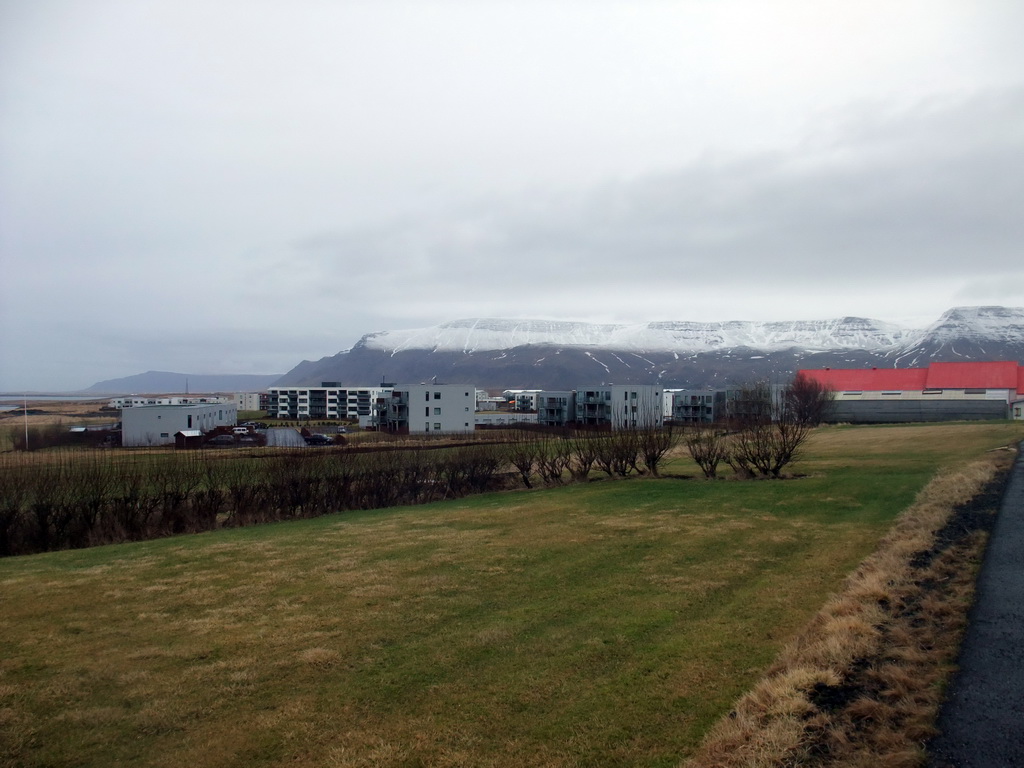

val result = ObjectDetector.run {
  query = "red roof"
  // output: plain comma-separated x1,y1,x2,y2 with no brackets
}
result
800,361,1024,394
925,361,1020,389
800,368,927,392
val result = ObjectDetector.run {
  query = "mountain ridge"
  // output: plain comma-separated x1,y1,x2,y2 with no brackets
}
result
84,371,283,394
277,306,1024,390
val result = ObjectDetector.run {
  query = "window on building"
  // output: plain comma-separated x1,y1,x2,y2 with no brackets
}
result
426,392,430,401
425,407,430,417
434,392,441,399
434,423,441,431
160,433,169,438
434,407,441,415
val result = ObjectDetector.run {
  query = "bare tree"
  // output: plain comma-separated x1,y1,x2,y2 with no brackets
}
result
637,424,676,477
785,372,836,425
566,428,599,481
722,377,816,478
506,430,540,488
685,425,729,479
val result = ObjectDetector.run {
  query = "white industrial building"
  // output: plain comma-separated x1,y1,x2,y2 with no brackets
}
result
121,403,238,447
108,395,227,409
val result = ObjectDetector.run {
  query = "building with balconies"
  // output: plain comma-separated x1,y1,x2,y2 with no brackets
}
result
575,384,663,429
382,384,475,434
266,384,393,420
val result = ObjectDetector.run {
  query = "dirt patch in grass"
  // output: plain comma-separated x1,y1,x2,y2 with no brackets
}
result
684,450,1015,768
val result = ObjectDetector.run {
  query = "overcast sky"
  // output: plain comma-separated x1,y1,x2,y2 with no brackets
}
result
2,1,1023,391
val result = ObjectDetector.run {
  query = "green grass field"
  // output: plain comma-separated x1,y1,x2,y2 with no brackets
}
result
1,422,1020,768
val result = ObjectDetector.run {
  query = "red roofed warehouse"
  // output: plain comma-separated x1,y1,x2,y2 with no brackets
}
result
798,361,1024,423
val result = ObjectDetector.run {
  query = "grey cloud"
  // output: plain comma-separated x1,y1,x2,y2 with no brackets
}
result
291,86,1024,318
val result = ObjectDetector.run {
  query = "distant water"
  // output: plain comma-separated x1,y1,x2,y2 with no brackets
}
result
0,395,111,412
0,395,111,402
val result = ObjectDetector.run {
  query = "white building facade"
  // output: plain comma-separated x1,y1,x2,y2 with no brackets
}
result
108,395,227,409
575,384,663,429
121,403,238,447
383,384,476,434
266,384,394,420
230,392,263,411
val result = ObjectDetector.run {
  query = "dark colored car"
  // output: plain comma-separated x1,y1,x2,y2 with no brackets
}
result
206,434,236,446
304,434,334,446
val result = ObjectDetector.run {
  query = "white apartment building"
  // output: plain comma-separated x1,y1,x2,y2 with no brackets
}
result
383,384,476,434
266,384,393,420
575,384,663,429
534,390,576,427
230,392,263,411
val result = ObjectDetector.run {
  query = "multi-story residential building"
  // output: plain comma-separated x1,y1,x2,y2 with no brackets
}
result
535,390,576,427
668,389,735,424
502,390,543,411
230,392,263,411
382,384,476,434
266,383,393,420
575,384,663,429
121,403,237,447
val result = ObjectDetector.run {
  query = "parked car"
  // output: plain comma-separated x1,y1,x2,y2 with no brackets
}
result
304,434,333,446
206,434,236,446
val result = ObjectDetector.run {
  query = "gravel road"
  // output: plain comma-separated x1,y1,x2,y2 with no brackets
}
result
928,451,1024,767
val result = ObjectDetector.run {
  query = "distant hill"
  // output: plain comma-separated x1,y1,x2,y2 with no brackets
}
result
84,371,283,394
274,306,1024,390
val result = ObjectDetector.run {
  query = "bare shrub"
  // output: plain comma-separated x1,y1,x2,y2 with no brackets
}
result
723,379,815,479
685,426,730,479
506,431,540,488
566,428,599,481
637,425,677,477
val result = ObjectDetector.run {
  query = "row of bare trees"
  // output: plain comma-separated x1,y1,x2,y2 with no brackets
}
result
0,423,683,557
505,424,678,487
0,375,833,557
0,442,514,557
685,374,834,478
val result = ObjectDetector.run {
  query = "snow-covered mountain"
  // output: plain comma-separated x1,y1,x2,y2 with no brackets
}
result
276,307,1024,390
362,316,915,355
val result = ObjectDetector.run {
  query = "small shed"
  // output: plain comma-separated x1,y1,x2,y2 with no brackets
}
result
174,430,204,450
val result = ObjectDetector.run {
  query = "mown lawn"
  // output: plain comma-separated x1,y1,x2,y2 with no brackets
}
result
0,422,1020,768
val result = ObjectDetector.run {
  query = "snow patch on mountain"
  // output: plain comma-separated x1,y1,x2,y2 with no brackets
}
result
901,306,1024,347
359,315,919,355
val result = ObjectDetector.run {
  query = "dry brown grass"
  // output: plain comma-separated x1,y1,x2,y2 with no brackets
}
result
683,450,1014,768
